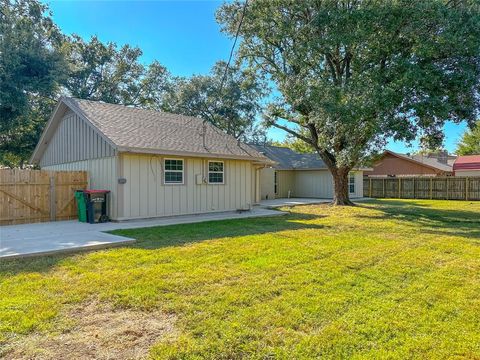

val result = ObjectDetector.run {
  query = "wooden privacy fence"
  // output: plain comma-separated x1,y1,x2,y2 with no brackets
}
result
363,177,480,201
0,169,88,225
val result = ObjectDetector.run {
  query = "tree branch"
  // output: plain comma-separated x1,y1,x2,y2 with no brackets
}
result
270,122,314,145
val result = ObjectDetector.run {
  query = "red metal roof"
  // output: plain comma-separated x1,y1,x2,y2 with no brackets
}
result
453,155,480,171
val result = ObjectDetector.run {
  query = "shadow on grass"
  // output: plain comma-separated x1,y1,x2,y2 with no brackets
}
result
0,212,326,276
113,212,326,249
357,199,480,240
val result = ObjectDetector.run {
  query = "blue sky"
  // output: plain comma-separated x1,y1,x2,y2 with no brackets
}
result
44,0,467,154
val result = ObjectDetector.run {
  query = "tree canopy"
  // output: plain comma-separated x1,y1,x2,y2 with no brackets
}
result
0,0,66,166
218,0,480,204
63,35,171,107
456,121,480,155
163,61,266,139
271,133,315,154
0,0,266,167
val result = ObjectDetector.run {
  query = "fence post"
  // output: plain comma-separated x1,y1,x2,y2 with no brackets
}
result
466,177,469,201
413,177,415,199
369,178,372,197
446,177,449,200
49,175,56,221
398,178,401,198
383,178,385,198
430,178,433,199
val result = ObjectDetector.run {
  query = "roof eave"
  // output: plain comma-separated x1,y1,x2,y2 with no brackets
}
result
117,146,274,164
283,167,371,171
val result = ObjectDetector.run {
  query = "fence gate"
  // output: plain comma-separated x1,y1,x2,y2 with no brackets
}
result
0,169,88,225
363,177,480,201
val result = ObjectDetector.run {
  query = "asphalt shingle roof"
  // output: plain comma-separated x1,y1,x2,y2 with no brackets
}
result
249,144,327,170
64,97,268,161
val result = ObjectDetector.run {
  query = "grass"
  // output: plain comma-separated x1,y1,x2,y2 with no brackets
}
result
1,199,480,359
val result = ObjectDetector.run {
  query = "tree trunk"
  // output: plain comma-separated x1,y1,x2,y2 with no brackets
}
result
331,168,355,206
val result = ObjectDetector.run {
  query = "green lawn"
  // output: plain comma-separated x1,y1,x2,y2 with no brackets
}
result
1,199,480,359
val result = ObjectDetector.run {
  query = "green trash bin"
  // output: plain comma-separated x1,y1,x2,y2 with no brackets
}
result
74,190,88,223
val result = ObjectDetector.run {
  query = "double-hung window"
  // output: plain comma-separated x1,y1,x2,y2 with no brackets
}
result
208,161,224,184
348,173,355,194
164,159,184,184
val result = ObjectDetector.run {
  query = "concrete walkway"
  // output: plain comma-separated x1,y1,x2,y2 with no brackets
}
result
259,197,369,208
259,197,331,208
0,208,283,259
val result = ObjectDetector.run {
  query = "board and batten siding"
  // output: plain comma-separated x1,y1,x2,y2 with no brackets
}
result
293,170,363,198
293,170,333,198
276,170,295,198
40,111,116,167
259,167,275,200
42,157,119,219
119,154,255,220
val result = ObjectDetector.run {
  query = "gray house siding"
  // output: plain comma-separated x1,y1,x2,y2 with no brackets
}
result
259,167,275,200
258,168,364,199
276,170,295,198
118,154,256,220
39,111,116,167
42,157,120,220
294,170,334,198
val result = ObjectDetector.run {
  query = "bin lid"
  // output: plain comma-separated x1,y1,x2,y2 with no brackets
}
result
84,189,111,194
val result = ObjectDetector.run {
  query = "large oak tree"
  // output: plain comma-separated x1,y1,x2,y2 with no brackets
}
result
218,0,480,205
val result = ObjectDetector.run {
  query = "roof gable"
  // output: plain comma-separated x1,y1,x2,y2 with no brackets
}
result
382,150,453,173
30,99,117,165
31,98,269,164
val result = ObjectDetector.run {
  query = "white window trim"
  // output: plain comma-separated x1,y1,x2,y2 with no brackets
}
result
348,173,356,194
164,158,184,185
208,160,225,184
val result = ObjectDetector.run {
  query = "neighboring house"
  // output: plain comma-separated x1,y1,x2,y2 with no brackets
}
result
249,144,367,200
364,150,454,177
30,97,271,221
453,155,480,176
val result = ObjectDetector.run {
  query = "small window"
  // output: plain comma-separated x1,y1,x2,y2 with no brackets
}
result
164,159,184,184
208,161,224,184
349,173,355,194
274,171,278,194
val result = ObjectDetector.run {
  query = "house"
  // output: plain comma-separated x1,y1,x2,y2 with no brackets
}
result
30,97,272,221
249,144,367,199
364,150,454,177
453,155,480,176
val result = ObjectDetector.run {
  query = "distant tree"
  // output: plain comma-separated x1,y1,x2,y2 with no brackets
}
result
163,61,266,140
0,0,66,167
63,35,171,107
456,121,480,155
271,132,315,154
218,0,480,205
413,148,444,156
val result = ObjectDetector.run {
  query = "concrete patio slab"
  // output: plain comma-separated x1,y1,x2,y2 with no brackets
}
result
0,208,284,259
